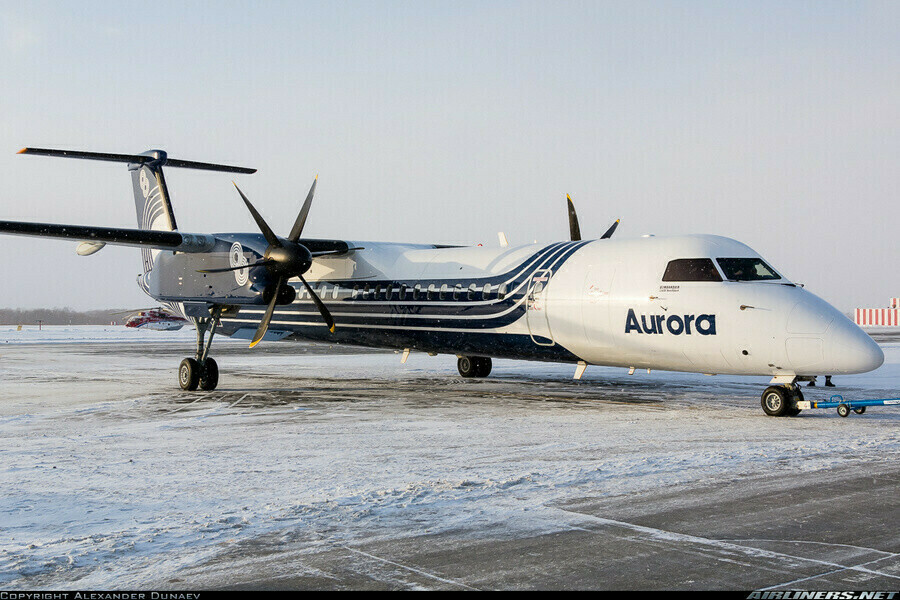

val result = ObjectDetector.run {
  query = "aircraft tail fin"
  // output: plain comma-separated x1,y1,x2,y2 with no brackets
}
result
17,147,254,275
17,147,255,233
130,151,178,233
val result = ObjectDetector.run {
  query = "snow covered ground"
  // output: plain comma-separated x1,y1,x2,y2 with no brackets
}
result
0,326,898,589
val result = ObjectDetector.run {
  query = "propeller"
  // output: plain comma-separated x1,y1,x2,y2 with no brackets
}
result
232,176,335,347
565,194,620,241
566,194,581,241
600,219,620,240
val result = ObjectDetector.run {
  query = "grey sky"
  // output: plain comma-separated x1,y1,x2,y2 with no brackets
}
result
0,1,897,312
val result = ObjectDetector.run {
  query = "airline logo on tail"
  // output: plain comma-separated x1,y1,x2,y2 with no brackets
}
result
139,169,150,198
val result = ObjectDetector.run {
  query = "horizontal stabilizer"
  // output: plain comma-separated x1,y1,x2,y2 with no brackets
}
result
0,220,215,252
18,147,256,174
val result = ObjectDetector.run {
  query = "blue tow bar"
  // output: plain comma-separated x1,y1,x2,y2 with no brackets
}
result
797,394,900,417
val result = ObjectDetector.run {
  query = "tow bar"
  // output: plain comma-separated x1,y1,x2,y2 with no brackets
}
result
797,394,900,417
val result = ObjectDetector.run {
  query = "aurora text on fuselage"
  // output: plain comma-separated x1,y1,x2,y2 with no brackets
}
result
624,309,717,336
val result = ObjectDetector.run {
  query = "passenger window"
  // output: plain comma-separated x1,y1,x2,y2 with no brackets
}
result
427,284,436,300
483,283,492,299
399,284,407,299
498,283,508,300
332,285,339,300
662,259,722,282
468,284,478,300
453,284,463,300
413,284,421,300
352,285,359,299
440,284,449,300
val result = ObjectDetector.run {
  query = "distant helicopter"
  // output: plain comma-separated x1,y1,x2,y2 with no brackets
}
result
115,307,187,331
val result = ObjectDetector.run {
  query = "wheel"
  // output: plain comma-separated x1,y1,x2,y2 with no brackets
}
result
761,386,790,417
457,356,476,378
853,406,866,415
473,357,492,378
787,388,803,416
199,357,219,391
179,358,201,391
837,404,850,418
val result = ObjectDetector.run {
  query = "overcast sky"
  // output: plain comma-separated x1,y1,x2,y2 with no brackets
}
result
0,1,897,312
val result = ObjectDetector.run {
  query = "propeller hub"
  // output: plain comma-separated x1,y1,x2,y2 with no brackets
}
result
265,241,312,278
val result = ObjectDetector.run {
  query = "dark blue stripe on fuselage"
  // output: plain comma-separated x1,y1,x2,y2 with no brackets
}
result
218,240,590,360
230,241,588,330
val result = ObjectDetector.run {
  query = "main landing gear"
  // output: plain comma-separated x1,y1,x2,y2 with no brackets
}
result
760,384,804,417
179,307,222,391
458,356,492,378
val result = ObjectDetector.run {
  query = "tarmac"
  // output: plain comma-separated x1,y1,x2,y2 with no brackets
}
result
0,330,898,590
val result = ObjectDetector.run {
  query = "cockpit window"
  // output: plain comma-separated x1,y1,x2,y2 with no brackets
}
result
662,258,722,282
716,258,781,281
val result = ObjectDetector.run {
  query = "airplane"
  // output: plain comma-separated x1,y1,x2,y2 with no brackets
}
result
0,147,884,417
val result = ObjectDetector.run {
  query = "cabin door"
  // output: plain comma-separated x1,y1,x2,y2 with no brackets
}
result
526,269,555,346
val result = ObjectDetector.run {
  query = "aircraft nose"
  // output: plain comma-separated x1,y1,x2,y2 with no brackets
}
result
822,318,884,374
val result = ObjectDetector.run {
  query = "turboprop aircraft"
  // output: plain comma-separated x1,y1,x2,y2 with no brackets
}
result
0,148,884,416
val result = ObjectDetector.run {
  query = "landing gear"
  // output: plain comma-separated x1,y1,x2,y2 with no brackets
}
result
179,307,222,391
458,356,492,378
199,357,219,390
179,358,201,390
761,385,803,417
786,387,803,417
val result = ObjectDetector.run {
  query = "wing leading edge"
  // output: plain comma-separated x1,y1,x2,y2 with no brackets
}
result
0,220,215,252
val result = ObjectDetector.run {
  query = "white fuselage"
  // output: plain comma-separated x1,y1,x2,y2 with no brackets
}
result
214,234,883,379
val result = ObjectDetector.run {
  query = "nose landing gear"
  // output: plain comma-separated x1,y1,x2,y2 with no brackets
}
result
761,385,803,417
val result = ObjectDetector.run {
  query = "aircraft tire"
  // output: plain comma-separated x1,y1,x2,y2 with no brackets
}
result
458,356,476,378
787,388,803,416
761,386,790,417
474,357,492,378
199,357,219,391
179,358,201,391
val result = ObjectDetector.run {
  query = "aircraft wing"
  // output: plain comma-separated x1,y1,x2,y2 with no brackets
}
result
0,220,215,252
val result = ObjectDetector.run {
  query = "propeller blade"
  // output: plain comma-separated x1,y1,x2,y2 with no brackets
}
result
288,175,317,242
600,219,620,240
299,274,335,333
197,259,274,274
566,194,581,241
233,182,281,248
110,307,178,316
249,276,283,348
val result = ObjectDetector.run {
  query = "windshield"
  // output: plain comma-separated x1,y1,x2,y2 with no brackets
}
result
716,258,781,281
662,258,722,282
